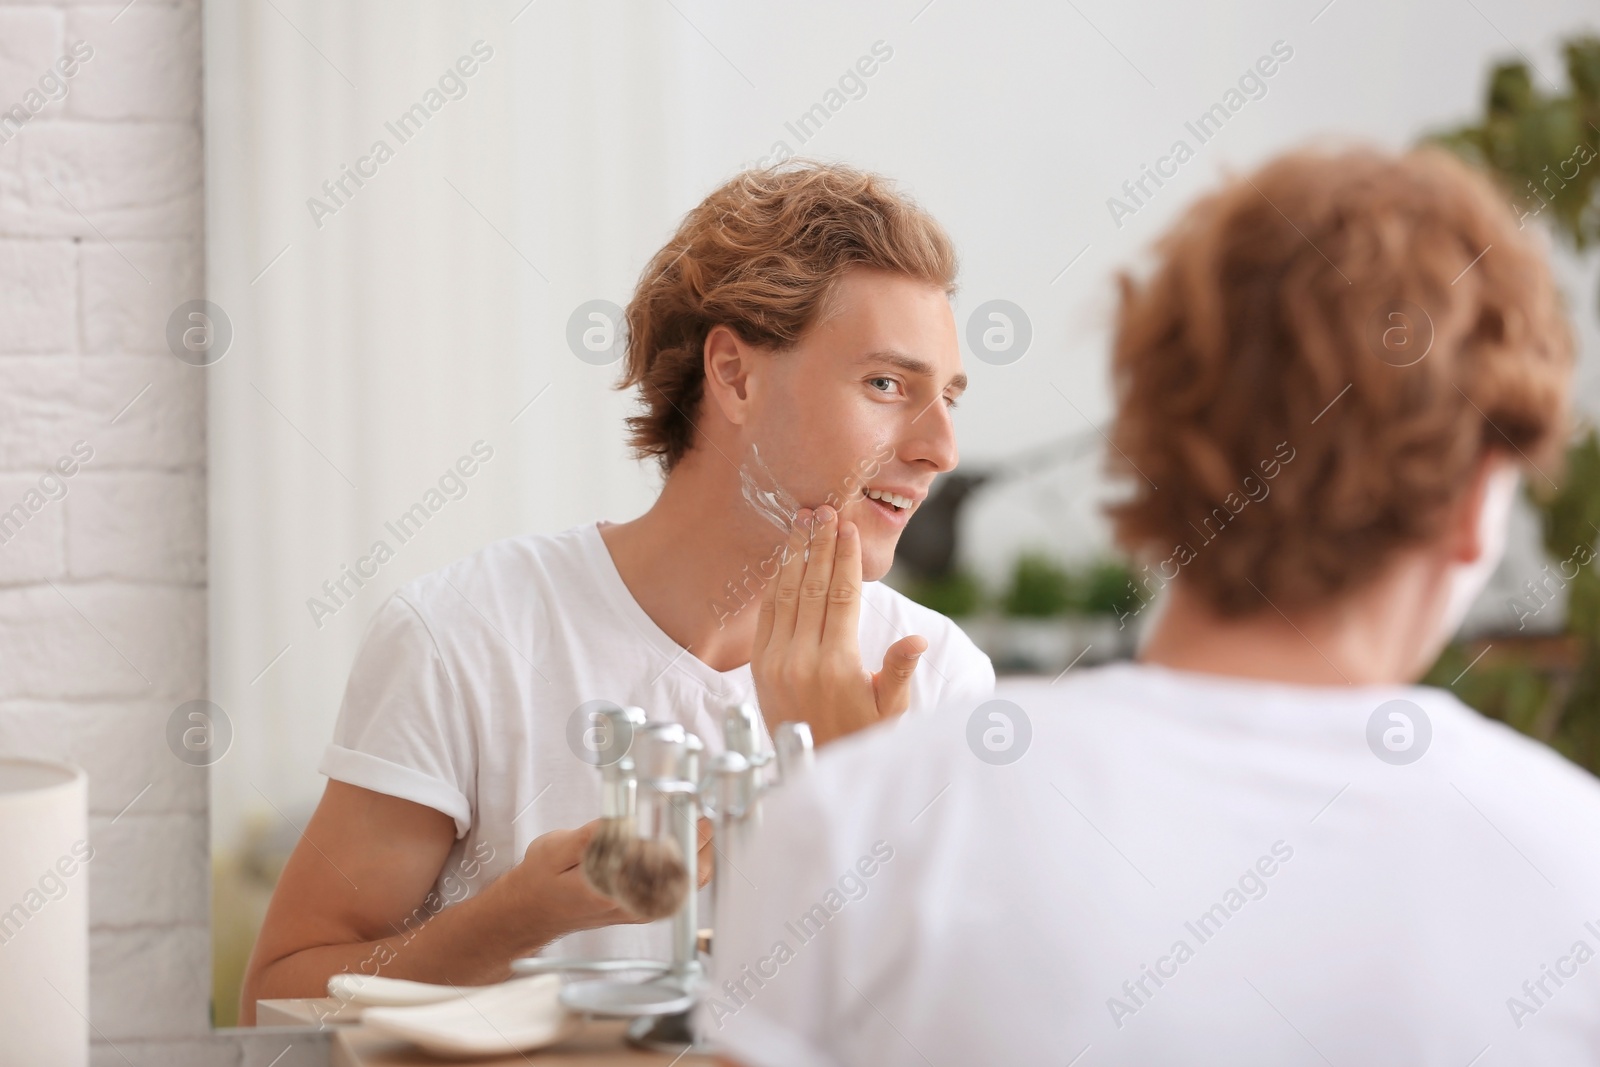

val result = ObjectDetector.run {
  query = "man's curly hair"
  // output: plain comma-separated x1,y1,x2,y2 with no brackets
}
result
1106,145,1573,615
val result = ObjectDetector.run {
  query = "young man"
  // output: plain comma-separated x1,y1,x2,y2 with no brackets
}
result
239,164,993,1022
708,146,1600,1064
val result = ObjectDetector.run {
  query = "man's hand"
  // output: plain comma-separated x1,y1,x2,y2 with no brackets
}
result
509,821,649,937
751,505,927,746
243,794,714,1022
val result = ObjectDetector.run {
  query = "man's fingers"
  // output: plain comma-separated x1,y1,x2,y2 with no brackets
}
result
872,634,928,718
820,519,863,653
753,562,777,650
764,510,812,651
794,506,838,644
579,884,653,926
535,821,597,871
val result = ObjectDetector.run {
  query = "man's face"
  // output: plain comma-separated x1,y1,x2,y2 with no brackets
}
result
744,269,966,581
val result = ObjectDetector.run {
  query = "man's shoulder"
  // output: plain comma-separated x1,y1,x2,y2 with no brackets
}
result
1435,689,1600,813
798,667,1600,839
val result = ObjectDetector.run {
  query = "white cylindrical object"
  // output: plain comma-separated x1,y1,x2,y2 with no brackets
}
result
0,758,89,1067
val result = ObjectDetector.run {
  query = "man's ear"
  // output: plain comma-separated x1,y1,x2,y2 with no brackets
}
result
702,324,758,428
1448,451,1510,565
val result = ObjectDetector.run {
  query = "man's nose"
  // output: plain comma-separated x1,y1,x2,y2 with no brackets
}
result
900,399,959,474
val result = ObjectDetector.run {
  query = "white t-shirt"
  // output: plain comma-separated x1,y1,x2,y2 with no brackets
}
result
318,522,995,963
707,662,1600,1066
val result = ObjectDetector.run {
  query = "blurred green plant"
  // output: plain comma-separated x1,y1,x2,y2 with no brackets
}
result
1431,36,1600,257
897,554,1140,621
1423,642,1552,737
900,567,984,618
1001,551,1077,617
1426,35,1600,774
1080,560,1140,618
1515,430,1600,770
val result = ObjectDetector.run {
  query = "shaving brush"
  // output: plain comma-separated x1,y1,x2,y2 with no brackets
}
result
581,754,637,899
611,834,690,919
586,722,698,921
582,815,634,898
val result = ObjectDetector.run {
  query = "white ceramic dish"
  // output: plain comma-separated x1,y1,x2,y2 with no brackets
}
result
359,974,578,1057
326,973,495,1007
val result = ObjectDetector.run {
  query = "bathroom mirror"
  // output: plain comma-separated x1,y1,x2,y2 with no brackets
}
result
202,0,1591,1031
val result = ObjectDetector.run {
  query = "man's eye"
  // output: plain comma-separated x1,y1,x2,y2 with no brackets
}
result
868,377,897,393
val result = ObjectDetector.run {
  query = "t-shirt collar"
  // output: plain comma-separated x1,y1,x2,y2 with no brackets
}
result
582,521,755,700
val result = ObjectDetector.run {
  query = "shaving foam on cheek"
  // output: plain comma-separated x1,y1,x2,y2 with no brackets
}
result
739,443,802,534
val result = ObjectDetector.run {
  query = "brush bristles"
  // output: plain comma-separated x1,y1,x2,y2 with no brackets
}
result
582,818,633,898
612,837,689,920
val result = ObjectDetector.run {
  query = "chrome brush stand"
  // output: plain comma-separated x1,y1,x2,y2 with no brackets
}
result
511,704,814,1055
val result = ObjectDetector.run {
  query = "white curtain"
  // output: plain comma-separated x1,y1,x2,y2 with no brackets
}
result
205,0,703,848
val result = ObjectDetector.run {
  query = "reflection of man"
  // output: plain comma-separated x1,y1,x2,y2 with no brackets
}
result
709,147,1600,1065
239,164,994,1021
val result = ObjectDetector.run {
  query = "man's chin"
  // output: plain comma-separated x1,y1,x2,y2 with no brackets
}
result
860,541,897,584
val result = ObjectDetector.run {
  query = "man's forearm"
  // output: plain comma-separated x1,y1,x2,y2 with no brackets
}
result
245,869,556,1020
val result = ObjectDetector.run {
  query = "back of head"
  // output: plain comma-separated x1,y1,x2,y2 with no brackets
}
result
1106,145,1573,616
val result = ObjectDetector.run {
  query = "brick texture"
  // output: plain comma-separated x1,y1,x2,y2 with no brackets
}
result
0,1,320,1062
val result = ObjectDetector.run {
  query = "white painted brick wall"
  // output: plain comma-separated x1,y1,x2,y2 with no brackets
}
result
0,3,326,1064
63,7,199,122
0,8,63,106
0,239,76,351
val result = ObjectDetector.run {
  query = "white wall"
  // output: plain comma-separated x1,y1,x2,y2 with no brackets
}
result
0,0,327,1062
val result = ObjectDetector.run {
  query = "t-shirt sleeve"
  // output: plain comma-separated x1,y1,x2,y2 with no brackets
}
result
317,591,476,838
